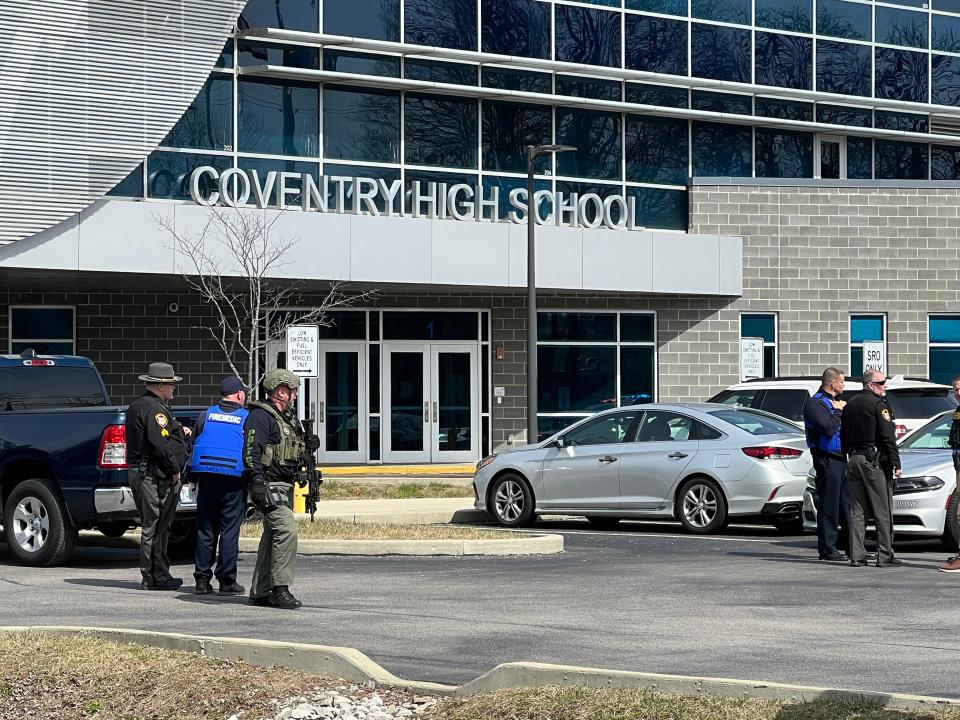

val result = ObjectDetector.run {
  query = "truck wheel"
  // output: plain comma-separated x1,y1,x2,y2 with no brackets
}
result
167,520,197,559
3,479,78,566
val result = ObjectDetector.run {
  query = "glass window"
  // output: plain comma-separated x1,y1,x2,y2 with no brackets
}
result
238,157,319,207
933,54,960,107
556,74,622,100
620,347,655,405
405,59,478,85
692,122,752,177
323,86,400,163
874,110,928,132
481,101,552,174
539,416,590,438
708,388,761,408
875,140,928,179
935,0,960,11
692,0,750,24
933,14,960,53
850,314,884,374
634,411,694,442
626,83,689,108
625,115,689,185
755,128,814,178
756,0,812,32
539,346,617,412
238,0,318,31
106,163,144,198
755,33,813,90
555,5,621,68
238,77,318,157
556,109,623,180
930,315,960,383
696,421,725,440
161,75,233,151
240,40,320,69
886,389,958,417
876,6,928,49
876,48,929,103
481,0,551,58
692,91,752,114
621,314,655,342
900,415,953,449
482,175,551,221
755,97,814,121
930,315,960,343
758,389,808,421
482,67,552,92
0,366,111,407
216,40,233,69
539,313,617,341
708,408,800,435
816,0,870,40
11,307,74,342
556,181,627,226
146,151,231,200
322,164,402,212
741,314,776,376
625,15,688,76
383,312,479,340
816,40,872,96
405,0,477,49
563,412,640,446
848,137,872,178
627,187,689,230
932,144,960,179
325,0,400,40
627,0,687,15
691,24,752,82
404,170,478,214
816,104,872,126
323,51,400,76
404,94,478,168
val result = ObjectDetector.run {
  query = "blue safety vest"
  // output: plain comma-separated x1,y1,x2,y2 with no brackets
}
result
190,404,248,477
804,391,842,455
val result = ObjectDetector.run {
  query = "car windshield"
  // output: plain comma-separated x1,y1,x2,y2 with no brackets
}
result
707,408,800,436
900,414,953,449
841,388,955,418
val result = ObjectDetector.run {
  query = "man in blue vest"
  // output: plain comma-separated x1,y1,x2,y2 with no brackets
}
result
190,375,250,596
803,366,850,561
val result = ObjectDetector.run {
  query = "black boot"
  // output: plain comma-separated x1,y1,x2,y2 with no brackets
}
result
194,579,214,594
268,585,302,609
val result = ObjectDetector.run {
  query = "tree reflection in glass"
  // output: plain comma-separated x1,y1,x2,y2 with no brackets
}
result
405,0,477,49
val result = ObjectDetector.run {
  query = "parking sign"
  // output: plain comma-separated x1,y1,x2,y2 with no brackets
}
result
862,340,885,375
286,325,319,378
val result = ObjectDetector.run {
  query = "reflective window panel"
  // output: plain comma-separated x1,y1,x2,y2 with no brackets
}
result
323,86,400,163
692,122,753,176
816,0,870,40
625,15,688,76
555,5,622,67
692,0,750,24
481,0,552,57
875,6,928,49
621,314,656,342
146,152,231,200
933,14,960,53
556,108,623,180
383,311,479,340
755,97,813,120
538,312,617,341
847,137,873,178
325,0,400,40
537,345,616,412
405,0,478,49
851,315,884,343
625,115,689,185
691,24,752,82
556,74,622,100
240,40,321,69
816,40,871,96
403,170,479,214
161,75,233,151
934,0,960,12
238,157,319,206
933,54,960,106
555,181,625,225
930,315,960,343
930,349,960,385
216,40,233,69
932,144,960,179
238,0,318,31
755,128,814,177
106,163,144,198
627,187,688,230
404,94,478,169
692,90,752,114
323,51,400,77
875,48,928,103
626,83,689,108
755,32,812,89
816,104,872,126
481,100,552,173
238,77,319,156
321,164,402,212
620,346,655,405
481,175,551,220
875,139,929,179
741,314,775,343
874,110,928,132
626,0,686,15
482,67,552,92
406,59,479,85
755,0,812,32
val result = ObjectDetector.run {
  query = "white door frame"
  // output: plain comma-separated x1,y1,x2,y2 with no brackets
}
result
382,342,431,463
430,343,481,464
316,342,367,464
815,134,846,179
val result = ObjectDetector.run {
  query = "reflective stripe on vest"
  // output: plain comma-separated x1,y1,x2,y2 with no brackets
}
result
804,391,842,455
190,405,249,476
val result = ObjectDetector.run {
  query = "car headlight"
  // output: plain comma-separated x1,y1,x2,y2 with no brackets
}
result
476,454,498,471
806,469,817,489
894,475,945,494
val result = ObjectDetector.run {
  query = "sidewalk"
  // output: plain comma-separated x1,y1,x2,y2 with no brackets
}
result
296,497,487,525
322,464,474,479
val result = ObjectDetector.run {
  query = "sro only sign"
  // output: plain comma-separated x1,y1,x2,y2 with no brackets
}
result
862,340,886,376
286,325,319,378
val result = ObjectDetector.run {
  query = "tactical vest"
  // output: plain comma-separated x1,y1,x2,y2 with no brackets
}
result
251,401,305,467
804,391,842,455
190,404,248,477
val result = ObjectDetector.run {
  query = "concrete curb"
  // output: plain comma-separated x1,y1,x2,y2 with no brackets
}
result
2,626,957,711
237,532,563,556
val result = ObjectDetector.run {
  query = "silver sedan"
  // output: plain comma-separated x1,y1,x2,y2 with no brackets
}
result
474,403,811,533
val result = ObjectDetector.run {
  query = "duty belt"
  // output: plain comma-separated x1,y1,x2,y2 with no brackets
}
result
848,445,877,454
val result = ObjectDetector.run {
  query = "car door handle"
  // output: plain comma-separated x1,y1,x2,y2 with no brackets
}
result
668,452,688,459
598,456,618,463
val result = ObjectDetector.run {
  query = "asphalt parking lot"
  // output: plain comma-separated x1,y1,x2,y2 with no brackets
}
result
2,519,958,698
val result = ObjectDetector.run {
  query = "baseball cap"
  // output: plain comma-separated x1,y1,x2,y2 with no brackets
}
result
220,376,251,396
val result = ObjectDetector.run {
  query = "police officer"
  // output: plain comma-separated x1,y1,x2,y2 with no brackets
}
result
244,369,320,609
126,362,190,590
190,376,250,596
803,367,849,561
939,374,960,572
840,369,902,568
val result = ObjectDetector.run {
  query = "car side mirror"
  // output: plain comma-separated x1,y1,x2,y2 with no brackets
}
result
550,436,565,449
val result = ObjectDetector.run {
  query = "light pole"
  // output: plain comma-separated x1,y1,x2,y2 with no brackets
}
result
526,143,576,445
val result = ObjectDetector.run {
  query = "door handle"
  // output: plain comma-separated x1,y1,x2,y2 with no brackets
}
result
432,401,438,423
316,401,324,422
668,452,688,459
598,456,618,463
424,401,429,423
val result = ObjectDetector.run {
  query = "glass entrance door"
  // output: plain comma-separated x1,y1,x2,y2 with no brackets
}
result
382,343,479,463
816,135,846,179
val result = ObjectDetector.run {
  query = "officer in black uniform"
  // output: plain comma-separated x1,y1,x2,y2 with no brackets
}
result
126,362,191,589
840,369,901,568
939,374,960,572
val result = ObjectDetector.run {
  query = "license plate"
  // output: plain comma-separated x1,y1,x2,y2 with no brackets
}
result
894,499,919,510
179,484,197,504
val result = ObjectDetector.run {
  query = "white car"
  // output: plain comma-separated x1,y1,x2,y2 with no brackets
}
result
708,376,955,439
802,410,960,548
474,404,811,534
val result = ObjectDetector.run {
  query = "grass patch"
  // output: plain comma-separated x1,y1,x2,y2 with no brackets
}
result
319,480,472,500
431,687,960,720
240,518,517,541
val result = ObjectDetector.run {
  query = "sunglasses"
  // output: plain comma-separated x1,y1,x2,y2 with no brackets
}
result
870,379,887,386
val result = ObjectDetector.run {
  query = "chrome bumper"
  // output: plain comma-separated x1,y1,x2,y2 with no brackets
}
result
94,486,137,515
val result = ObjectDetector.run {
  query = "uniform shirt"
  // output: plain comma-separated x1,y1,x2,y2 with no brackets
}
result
803,388,843,459
949,407,960,451
242,404,298,486
125,390,188,476
839,392,900,471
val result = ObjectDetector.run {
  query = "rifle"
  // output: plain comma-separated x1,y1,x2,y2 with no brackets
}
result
298,417,323,522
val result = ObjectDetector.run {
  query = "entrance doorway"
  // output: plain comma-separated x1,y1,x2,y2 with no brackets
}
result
816,135,846,179
382,343,480,463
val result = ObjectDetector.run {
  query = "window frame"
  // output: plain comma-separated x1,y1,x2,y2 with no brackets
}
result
849,313,886,377
739,312,778,378
928,314,960,384
9,306,77,355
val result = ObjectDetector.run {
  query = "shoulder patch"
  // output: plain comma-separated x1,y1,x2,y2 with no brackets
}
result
155,412,169,428
881,408,891,422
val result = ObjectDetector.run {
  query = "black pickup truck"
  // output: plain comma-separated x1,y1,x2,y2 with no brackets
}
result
0,351,200,566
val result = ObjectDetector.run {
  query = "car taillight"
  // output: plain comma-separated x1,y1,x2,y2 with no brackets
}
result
98,424,127,469
742,446,804,459
21,359,55,366
895,424,907,439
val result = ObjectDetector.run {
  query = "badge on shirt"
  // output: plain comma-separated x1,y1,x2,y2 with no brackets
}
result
881,408,891,422
155,412,169,428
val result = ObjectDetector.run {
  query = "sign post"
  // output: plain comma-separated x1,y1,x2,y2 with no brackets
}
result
740,337,764,381
286,325,319,378
862,340,886,376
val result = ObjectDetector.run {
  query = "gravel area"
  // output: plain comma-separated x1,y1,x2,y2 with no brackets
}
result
261,684,440,720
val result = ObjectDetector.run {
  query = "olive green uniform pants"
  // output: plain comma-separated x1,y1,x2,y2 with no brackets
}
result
846,454,894,564
250,482,298,598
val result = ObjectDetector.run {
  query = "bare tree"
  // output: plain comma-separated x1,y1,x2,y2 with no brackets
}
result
156,206,375,390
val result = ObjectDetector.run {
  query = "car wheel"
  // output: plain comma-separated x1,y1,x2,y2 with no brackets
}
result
98,523,131,538
942,489,960,552
489,474,534,528
2,479,78,566
677,477,728,534
586,516,622,530
773,517,805,535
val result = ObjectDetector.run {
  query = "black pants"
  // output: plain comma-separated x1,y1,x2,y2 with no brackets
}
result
847,454,894,564
129,467,180,585
813,454,850,556
193,473,245,585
